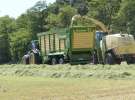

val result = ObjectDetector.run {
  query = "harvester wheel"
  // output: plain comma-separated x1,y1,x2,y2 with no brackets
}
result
105,53,114,65
58,58,64,64
92,51,98,64
51,58,57,65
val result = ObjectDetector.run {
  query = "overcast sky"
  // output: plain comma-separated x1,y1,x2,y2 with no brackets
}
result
0,0,55,18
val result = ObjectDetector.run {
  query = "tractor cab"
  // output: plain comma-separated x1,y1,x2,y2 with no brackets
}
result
23,40,42,64
30,40,39,50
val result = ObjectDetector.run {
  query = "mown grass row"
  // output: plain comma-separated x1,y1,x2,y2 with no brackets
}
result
0,63,135,79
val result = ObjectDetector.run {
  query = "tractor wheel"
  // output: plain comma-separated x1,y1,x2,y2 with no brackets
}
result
29,53,35,64
58,58,64,64
105,53,114,65
51,58,57,65
22,55,29,64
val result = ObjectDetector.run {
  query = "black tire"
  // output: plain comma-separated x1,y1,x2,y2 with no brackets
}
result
25,57,30,64
58,58,64,64
116,58,121,65
127,57,134,64
34,53,42,64
105,53,114,65
51,58,57,65
29,52,42,64
22,56,29,64
29,53,35,64
92,52,98,64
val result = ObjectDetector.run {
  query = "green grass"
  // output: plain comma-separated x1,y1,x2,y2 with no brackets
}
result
0,76,135,100
0,63,135,79
0,64,135,99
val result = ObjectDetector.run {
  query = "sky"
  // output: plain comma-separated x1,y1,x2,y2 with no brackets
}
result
0,0,55,18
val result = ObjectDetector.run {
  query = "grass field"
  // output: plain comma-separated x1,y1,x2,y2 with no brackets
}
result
0,63,135,79
0,64,135,100
0,76,135,100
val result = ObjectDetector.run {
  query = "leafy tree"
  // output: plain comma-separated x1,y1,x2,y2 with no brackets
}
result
77,4,89,16
88,0,121,30
56,0,65,4
10,14,32,62
48,3,60,15
113,0,135,35
0,16,16,63
47,13,60,28
58,5,76,27
70,0,88,7
16,14,31,30
27,0,49,39
10,28,32,62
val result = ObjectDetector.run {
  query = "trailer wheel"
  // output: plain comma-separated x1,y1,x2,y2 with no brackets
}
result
127,58,134,64
105,53,114,65
58,58,64,64
116,58,121,65
51,58,57,65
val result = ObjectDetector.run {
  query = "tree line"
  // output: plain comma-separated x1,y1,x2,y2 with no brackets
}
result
0,0,134,63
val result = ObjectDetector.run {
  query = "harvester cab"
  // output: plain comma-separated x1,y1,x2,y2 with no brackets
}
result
96,31,107,47
95,31,107,64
